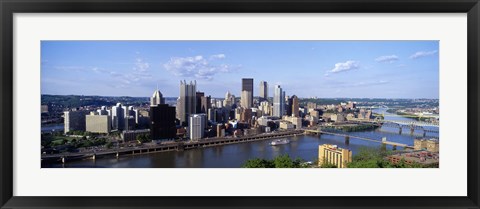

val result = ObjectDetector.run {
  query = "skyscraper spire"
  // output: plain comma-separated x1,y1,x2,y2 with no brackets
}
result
150,87,165,106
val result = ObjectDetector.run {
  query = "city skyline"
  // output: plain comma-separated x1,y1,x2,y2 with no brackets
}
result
41,41,439,99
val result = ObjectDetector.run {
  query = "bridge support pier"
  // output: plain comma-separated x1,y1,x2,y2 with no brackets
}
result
398,129,402,135
344,136,350,145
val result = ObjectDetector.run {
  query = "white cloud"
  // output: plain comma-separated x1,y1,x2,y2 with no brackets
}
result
210,54,226,59
133,58,150,72
163,54,239,80
327,60,360,74
375,55,399,63
104,56,152,86
409,50,438,59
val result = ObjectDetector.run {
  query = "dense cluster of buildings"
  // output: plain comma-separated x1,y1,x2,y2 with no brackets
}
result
63,78,384,143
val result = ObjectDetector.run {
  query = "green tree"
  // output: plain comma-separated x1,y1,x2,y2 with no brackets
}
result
136,134,152,144
242,158,274,168
319,158,338,168
347,147,393,168
273,154,296,168
243,155,305,168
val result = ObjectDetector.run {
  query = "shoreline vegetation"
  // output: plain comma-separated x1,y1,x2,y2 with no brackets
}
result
337,124,378,132
242,147,429,168
386,109,433,122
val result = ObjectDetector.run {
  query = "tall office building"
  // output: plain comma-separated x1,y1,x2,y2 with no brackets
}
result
177,80,197,126
150,88,165,106
241,78,254,108
286,95,292,116
150,104,176,140
241,90,253,109
86,114,111,134
259,81,268,101
318,144,352,168
63,110,88,134
201,95,211,113
291,95,299,117
189,114,206,140
195,92,210,113
111,103,126,131
273,85,285,118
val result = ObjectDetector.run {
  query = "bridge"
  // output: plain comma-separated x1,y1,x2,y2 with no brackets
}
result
304,129,413,149
381,120,439,127
347,118,439,137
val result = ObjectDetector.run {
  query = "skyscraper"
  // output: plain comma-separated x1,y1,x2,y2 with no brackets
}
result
241,78,254,108
64,110,88,134
241,90,252,108
150,87,165,106
177,80,197,126
196,92,205,113
291,95,299,117
150,104,176,140
273,85,285,118
189,113,206,140
259,81,268,101
286,95,292,116
201,95,211,113
111,103,126,131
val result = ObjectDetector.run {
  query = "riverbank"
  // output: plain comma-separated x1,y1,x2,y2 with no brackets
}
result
42,130,304,164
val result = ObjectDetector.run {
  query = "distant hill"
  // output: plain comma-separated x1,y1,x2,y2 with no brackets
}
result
41,94,151,108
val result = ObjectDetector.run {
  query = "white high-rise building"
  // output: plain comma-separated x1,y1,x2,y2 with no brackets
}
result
273,85,285,118
111,103,126,131
189,114,206,140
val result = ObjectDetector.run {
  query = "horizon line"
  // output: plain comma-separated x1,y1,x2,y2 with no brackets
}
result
41,94,439,100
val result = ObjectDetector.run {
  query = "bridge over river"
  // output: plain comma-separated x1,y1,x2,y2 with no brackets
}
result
347,119,439,137
304,129,414,149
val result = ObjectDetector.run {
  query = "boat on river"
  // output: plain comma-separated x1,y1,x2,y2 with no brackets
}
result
270,139,290,146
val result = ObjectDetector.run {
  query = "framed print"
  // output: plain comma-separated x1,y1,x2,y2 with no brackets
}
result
1,0,479,208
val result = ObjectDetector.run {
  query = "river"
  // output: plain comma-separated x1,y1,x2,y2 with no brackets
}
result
42,108,439,168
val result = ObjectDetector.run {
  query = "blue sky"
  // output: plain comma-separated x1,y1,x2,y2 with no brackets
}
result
41,41,439,99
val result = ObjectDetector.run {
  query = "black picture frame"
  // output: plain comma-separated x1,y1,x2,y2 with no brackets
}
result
1,0,479,208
